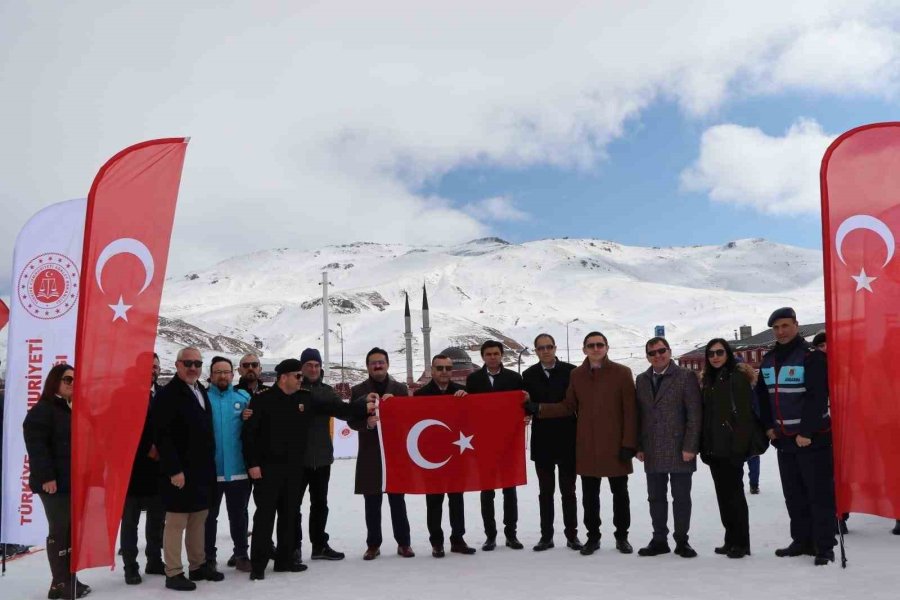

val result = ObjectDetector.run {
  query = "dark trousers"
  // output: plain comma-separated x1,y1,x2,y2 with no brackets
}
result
745,456,760,488
426,493,465,546
205,479,252,562
481,487,517,539
708,457,750,549
535,462,578,542
777,447,837,552
120,494,165,567
364,493,410,547
646,472,693,544
250,467,304,571
582,475,630,543
38,493,70,584
296,465,331,550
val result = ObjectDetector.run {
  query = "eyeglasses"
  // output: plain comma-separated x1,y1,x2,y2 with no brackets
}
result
433,365,453,372
707,349,726,358
211,370,233,376
535,345,555,352
585,342,606,350
293,373,304,380
180,360,203,368
646,348,668,357
241,361,260,369
61,376,74,385
369,360,387,367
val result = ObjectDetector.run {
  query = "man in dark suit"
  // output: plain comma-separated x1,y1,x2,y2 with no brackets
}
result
414,354,477,558
348,348,412,561
154,347,223,591
466,340,527,551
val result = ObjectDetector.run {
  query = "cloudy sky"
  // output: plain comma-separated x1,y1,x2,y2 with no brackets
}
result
2,1,900,292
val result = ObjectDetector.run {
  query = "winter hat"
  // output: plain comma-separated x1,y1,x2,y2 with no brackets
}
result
300,348,323,367
812,331,826,347
767,307,797,327
275,358,303,376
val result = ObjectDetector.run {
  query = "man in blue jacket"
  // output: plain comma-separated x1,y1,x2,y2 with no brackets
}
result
756,307,836,566
204,356,253,572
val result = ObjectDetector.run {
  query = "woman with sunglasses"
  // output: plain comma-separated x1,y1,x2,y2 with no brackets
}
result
23,364,91,598
700,338,757,559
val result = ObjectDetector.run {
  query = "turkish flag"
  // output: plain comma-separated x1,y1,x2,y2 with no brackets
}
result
378,391,526,494
0,299,8,330
71,138,189,570
822,123,900,520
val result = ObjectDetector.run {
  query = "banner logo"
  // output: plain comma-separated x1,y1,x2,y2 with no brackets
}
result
17,253,79,319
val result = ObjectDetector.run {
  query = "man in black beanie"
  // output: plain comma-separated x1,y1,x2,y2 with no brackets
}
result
243,359,372,580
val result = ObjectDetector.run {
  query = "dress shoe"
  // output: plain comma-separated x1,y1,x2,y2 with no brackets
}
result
638,540,671,556
432,545,445,558
674,542,697,558
249,570,265,581
50,580,91,598
532,539,554,552
749,485,760,495
450,541,476,555
615,539,633,554
311,545,345,561
579,540,600,556
505,536,524,550
145,557,166,575
75,580,90,597
226,555,237,568
775,541,814,557
714,544,730,555
397,545,415,558
189,563,225,581
481,537,496,552
233,556,252,573
814,550,835,566
363,546,380,561
727,546,750,559
566,537,584,551
124,564,142,585
165,573,197,591
893,520,900,535
273,561,308,572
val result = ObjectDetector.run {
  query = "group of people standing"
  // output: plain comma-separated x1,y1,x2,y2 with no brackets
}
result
18,305,875,598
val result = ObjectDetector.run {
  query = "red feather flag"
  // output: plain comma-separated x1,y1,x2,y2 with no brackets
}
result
71,138,189,570
821,123,900,520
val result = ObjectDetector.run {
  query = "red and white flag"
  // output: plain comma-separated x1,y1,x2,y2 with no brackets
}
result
377,391,526,494
821,122,900,519
71,138,189,570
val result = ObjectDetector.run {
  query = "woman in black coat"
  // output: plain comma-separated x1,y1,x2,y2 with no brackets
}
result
22,363,91,599
700,339,757,559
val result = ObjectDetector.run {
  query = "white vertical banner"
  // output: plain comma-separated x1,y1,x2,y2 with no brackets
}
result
1,198,86,545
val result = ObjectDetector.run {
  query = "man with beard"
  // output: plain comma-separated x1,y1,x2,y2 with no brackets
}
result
242,359,372,580
204,357,253,573
414,354,477,558
119,353,166,584
236,354,267,397
466,340,527,551
154,347,223,591
348,348,412,560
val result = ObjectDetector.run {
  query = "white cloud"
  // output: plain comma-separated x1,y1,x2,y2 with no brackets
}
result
463,196,530,222
680,119,835,215
1,1,900,288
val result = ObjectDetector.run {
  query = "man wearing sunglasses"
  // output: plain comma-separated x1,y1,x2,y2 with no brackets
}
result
243,359,372,580
236,355,268,397
414,354,477,558
154,347,222,591
520,334,581,553
634,337,702,559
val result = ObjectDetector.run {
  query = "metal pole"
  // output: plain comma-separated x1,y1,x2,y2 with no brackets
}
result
322,271,329,380
566,317,579,363
338,322,345,385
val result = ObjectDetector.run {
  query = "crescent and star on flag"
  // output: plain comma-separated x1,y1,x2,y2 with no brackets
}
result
406,419,474,470
94,237,156,322
835,214,896,293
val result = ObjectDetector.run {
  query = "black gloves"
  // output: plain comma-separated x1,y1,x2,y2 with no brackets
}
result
619,447,636,462
522,401,540,416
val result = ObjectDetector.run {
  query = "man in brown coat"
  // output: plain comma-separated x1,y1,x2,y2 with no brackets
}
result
635,337,702,559
347,347,412,561
527,331,637,556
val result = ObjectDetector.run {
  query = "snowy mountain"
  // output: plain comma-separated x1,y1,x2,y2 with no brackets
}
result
149,236,824,378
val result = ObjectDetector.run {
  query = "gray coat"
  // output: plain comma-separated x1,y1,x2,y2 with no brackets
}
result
347,376,409,495
635,362,702,474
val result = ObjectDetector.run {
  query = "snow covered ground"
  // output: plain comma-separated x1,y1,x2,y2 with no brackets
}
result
3,451,897,600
